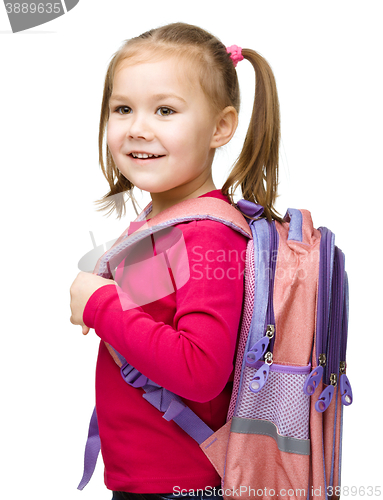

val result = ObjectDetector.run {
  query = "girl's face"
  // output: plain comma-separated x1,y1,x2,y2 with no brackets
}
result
107,56,220,204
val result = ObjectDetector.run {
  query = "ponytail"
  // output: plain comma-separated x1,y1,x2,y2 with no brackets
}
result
222,49,282,223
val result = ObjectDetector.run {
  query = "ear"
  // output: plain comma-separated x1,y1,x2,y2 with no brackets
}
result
210,106,238,149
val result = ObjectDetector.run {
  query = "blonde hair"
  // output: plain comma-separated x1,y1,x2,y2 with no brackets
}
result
95,22,282,222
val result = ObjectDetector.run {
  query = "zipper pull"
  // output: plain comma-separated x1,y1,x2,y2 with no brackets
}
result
245,337,270,367
249,352,273,393
340,374,353,405
339,362,353,406
303,366,323,395
245,325,275,367
304,353,326,396
315,373,337,412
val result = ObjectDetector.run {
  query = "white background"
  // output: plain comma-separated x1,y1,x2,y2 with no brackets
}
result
1,1,382,498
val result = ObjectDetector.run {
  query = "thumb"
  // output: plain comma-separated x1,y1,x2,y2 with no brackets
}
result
82,325,90,335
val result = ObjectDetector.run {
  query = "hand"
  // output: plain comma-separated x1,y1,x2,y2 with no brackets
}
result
70,271,117,335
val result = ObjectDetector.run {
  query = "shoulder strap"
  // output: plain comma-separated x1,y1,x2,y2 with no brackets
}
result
106,344,215,443
94,197,252,278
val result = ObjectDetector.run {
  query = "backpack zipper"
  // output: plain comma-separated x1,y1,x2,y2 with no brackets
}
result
315,245,349,412
304,227,334,398
247,221,278,393
325,247,344,384
317,227,334,373
266,221,278,353
339,274,353,405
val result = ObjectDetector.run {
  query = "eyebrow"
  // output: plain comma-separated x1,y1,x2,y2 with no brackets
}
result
109,93,187,104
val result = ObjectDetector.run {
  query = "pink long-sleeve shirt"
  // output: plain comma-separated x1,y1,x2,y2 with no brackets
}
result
83,189,248,493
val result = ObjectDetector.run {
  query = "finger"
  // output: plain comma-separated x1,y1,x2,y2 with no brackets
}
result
82,325,90,335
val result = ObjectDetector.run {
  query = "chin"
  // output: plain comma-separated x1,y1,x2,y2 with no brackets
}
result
134,179,181,195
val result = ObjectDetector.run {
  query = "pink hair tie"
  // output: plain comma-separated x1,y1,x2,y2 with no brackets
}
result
226,45,244,68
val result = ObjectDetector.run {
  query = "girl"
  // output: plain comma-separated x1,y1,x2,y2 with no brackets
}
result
70,22,281,500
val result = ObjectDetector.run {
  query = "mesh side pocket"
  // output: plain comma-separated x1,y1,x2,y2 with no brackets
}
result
228,240,255,420
235,365,311,440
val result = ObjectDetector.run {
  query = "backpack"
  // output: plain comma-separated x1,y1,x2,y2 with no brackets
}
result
77,196,352,500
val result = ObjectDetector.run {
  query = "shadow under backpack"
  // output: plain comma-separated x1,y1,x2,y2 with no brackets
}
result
78,196,353,500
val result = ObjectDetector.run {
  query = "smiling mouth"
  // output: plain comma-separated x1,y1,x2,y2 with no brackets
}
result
130,152,165,159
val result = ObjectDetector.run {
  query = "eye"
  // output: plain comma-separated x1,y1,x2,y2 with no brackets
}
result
156,107,174,117
115,106,132,115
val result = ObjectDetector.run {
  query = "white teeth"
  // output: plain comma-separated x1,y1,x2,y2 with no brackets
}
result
132,152,159,158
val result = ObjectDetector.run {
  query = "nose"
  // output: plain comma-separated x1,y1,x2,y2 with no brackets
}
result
127,112,154,141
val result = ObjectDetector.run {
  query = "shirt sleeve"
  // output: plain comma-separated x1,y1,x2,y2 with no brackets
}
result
83,219,247,403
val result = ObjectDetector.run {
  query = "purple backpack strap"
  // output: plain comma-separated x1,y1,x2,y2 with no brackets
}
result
78,348,215,490
121,365,214,442
284,208,303,242
77,408,100,490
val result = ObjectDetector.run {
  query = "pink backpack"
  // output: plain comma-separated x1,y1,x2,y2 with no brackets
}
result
78,196,352,500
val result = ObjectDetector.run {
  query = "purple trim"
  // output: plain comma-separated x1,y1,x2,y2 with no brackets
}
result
160,214,252,238
330,384,340,488
340,273,349,362
250,360,311,375
204,437,218,449
339,402,344,489
140,204,153,220
284,208,303,242
247,220,271,348
98,213,252,278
